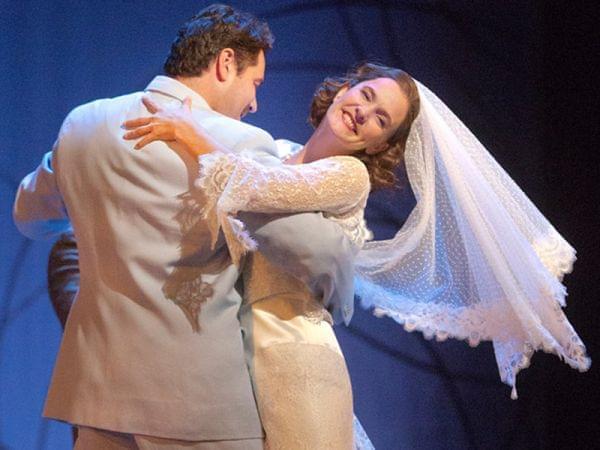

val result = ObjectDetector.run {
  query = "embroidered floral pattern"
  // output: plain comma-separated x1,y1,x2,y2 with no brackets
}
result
170,277,214,332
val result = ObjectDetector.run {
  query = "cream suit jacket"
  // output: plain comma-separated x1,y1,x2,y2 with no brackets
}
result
13,76,280,440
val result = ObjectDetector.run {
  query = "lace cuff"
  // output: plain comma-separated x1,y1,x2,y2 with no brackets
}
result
195,152,257,266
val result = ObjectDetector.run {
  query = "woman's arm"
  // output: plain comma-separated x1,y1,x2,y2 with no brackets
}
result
201,151,370,217
123,97,370,216
122,97,371,264
199,151,370,265
122,97,227,156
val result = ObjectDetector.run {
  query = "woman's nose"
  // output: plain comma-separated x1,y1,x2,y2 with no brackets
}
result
355,108,366,125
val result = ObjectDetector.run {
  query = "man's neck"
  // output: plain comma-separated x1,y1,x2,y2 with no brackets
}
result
174,76,218,111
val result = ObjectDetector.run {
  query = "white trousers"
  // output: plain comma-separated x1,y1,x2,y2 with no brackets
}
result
74,427,264,450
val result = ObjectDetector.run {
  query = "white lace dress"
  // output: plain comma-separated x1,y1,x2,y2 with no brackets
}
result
197,151,374,449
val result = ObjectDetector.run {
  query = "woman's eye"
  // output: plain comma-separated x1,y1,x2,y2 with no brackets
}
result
361,90,370,101
378,117,385,128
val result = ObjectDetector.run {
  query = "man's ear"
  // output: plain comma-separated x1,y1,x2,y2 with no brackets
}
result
333,83,350,102
365,141,389,155
215,48,236,82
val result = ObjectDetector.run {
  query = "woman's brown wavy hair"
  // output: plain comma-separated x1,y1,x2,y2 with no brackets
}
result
309,63,420,190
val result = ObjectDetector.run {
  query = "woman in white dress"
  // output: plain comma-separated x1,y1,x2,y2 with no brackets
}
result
123,63,589,448
124,63,417,449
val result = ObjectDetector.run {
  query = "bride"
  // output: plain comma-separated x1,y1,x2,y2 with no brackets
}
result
123,62,589,449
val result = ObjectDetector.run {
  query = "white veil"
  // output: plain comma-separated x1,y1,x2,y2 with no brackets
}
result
355,81,590,398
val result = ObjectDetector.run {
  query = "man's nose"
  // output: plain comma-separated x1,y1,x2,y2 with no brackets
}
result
248,98,258,114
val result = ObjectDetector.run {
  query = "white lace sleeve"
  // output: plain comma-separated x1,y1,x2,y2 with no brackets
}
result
195,152,370,265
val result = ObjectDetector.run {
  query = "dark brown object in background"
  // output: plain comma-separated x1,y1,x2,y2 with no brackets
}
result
47,231,80,445
47,231,79,328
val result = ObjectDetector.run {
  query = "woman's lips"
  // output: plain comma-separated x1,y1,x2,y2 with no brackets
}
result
342,110,357,134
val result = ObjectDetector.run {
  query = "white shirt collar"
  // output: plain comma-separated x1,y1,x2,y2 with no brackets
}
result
145,76,211,110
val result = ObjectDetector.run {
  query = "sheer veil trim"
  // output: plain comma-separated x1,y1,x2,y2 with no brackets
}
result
353,415,375,450
355,81,590,398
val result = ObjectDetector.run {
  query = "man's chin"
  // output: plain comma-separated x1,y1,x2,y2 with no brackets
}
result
223,111,242,121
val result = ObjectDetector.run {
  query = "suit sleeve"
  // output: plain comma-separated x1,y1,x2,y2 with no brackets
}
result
13,119,72,240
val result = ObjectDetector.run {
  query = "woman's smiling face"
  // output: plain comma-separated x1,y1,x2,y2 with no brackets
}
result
324,77,409,155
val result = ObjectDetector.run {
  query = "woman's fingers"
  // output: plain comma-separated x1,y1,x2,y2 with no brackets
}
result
128,124,175,150
122,116,152,129
123,125,153,140
142,96,161,114
133,133,161,150
121,96,193,150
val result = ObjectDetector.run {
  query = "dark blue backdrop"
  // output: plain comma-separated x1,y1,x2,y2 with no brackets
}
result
1,1,598,449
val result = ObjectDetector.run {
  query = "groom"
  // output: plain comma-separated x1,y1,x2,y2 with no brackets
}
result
14,4,356,449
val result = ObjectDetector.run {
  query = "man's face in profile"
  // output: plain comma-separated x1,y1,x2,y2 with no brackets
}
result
222,50,266,120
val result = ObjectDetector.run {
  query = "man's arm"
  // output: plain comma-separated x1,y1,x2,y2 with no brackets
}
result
13,150,71,240
243,211,358,325
14,112,74,240
238,139,358,324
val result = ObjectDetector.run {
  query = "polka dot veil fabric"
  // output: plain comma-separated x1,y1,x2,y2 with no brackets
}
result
355,82,590,397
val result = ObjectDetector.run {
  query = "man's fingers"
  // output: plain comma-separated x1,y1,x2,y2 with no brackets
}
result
122,117,152,129
123,125,153,140
142,96,161,114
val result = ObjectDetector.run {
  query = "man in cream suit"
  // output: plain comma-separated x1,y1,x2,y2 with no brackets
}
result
14,5,275,449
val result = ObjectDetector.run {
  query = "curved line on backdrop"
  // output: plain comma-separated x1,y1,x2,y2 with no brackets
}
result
344,322,500,385
416,337,480,450
335,5,369,61
345,322,499,450
0,238,35,335
266,61,349,73
1,285,48,326
261,1,516,146
377,2,408,69
259,0,513,71
0,237,34,444
33,411,51,450
0,174,18,190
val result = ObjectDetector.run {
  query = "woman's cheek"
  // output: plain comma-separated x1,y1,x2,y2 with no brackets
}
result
362,125,379,146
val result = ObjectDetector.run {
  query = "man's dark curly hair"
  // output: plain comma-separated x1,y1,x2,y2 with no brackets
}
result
164,4,274,77
309,63,420,191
